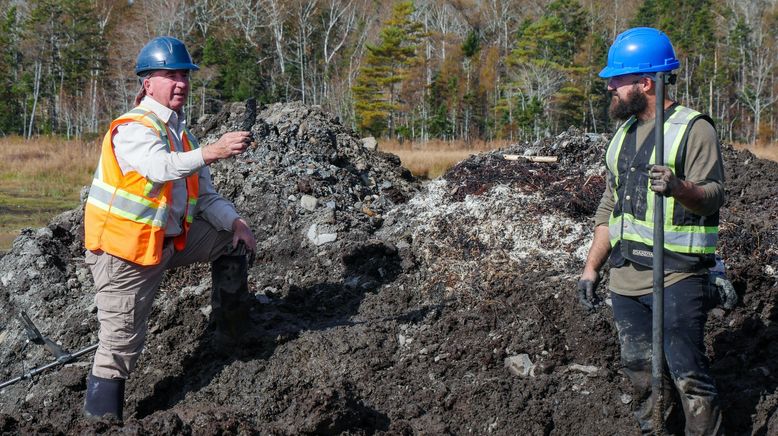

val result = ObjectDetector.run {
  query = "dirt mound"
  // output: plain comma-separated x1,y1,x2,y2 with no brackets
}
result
0,109,776,435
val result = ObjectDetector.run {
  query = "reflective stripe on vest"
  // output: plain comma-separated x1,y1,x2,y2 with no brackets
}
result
87,178,168,228
608,211,718,254
605,105,718,255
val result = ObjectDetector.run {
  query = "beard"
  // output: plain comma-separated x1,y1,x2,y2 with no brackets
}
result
608,84,648,120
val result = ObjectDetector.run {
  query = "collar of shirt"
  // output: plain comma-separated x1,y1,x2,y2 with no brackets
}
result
139,95,185,132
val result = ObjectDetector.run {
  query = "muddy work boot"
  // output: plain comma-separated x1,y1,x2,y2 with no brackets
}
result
211,253,252,339
84,372,125,421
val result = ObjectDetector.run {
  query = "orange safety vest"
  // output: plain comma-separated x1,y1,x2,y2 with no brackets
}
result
84,107,200,266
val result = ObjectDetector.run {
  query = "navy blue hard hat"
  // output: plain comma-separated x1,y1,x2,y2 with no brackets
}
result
599,27,680,78
135,36,199,76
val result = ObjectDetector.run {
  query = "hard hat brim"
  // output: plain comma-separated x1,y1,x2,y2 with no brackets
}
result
599,61,680,79
136,63,200,76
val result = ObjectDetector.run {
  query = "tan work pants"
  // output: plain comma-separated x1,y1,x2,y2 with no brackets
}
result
85,218,234,379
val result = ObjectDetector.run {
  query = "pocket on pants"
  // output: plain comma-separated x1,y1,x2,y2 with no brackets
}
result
95,292,136,342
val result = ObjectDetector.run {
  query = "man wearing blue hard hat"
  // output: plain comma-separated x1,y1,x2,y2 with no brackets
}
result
578,28,726,435
82,36,257,421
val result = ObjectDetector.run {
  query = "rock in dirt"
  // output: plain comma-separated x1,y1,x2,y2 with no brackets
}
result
568,364,599,375
504,354,535,377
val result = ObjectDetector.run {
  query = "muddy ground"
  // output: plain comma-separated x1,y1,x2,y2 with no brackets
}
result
0,102,776,435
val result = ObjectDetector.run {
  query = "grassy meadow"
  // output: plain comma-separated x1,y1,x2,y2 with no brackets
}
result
380,139,511,179
0,136,99,251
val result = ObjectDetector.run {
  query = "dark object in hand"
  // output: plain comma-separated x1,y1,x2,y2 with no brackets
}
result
241,97,257,144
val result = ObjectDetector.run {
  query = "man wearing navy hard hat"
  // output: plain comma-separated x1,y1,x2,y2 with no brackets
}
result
578,28,726,435
82,36,256,421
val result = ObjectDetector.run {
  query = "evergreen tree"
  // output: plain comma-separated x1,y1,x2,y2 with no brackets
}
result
202,36,266,103
504,0,588,139
352,1,423,137
24,0,106,136
0,7,22,135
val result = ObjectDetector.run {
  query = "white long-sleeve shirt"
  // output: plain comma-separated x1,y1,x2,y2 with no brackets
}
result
113,96,239,237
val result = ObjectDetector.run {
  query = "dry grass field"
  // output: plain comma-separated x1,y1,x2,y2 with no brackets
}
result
0,136,99,251
733,142,778,162
380,139,512,179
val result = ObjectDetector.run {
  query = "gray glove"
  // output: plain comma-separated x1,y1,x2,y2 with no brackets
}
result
711,275,738,310
649,165,682,196
577,278,601,310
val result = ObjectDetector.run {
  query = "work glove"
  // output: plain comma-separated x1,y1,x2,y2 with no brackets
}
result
577,276,601,311
710,274,738,310
648,165,682,197
708,257,738,310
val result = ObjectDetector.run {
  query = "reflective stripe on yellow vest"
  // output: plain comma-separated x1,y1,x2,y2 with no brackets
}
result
605,105,718,255
84,107,200,265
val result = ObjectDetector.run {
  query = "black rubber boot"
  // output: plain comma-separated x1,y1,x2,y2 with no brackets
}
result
211,254,251,339
84,372,125,421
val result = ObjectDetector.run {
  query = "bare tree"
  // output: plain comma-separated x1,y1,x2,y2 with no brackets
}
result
290,0,317,103
314,0,360,107
261,0,289,75
728,0,778,143
225,0,264,47
27,60,41,139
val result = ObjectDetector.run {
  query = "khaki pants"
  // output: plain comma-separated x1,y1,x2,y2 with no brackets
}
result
85,218,234,379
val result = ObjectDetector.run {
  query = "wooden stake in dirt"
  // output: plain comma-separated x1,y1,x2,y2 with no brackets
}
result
652,71,666,434
502,154,558,163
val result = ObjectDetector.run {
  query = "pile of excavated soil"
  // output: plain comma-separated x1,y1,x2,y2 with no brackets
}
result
0,103,776,435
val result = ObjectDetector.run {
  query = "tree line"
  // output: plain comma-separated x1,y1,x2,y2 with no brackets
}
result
0,0,775,145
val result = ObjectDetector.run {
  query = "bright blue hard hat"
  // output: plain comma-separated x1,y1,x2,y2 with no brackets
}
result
598,27,680,78
135,36,199,76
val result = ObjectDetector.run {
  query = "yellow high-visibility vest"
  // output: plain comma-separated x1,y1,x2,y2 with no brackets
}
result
605,104,719,271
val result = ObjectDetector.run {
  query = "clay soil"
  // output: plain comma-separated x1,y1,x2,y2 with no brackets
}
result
0,102,776,435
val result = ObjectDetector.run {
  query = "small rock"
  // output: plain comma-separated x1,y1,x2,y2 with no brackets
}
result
306,224,337,246
361,136,378,151
621,393,632,404
569,364,599,375
504,354,534,377
300,195,318,211
362,205,377,217
434,353,450,362
36,227,53,239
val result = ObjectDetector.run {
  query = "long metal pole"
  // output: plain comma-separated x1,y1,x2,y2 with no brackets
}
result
651,71,666,432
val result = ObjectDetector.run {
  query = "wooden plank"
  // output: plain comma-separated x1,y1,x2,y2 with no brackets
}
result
503,154,558,163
